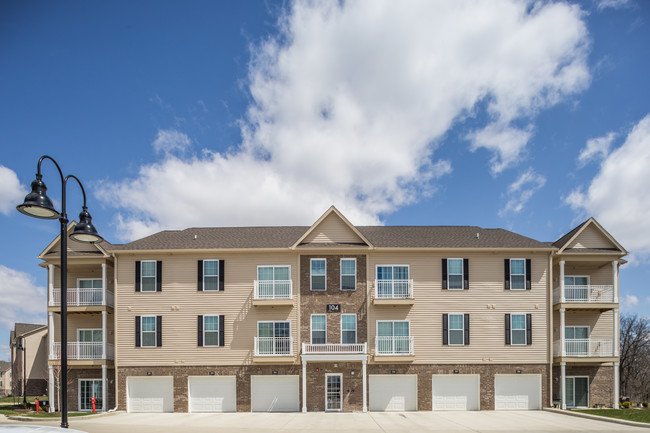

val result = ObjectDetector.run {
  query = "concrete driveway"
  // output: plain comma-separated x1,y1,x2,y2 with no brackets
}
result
1,411,648,433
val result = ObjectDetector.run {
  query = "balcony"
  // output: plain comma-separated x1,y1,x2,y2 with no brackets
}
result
553,339,616,359
49,288,114,308
49,342,114,361
553,285,616,308
375,336,414,358
252,280,293,306
374,280,414,305
254,336,293,358
302,343,367,354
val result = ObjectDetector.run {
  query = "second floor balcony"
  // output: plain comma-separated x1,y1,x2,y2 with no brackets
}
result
302,343,367,355
553,338,616,358
49,342,115,361
553,285,615,305
50,287,114,308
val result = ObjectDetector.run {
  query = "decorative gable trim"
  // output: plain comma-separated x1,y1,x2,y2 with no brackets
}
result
557,218,627,254
291,205,374,249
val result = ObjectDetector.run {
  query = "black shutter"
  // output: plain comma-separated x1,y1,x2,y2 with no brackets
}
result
135,261,141,292
463,258,469,290
218,260,225,291
442,259,448,290
464,314,470,345
505,314,511,345
197,315,203,347
156,316,162,347
197,260,203,291
504,259,510,290
442,314,448,345
526,314,532,345
135,316,141,347
219,315,225,347
156,261,162,292
525,259,532,290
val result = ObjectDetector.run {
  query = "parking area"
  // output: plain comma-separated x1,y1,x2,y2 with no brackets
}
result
1,411,648,433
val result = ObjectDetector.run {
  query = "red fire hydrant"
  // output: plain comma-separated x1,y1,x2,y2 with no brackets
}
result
35,398,39,413
92,397,96,413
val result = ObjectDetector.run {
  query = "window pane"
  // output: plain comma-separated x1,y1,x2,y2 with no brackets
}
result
449,330,464,345
92,279,102,288
274,322,290,337
258,267,273,281
448,259,462,275
341,259,355,275
564,276,575,285
512,329,526,345
142,276,156,292
511,259,525,274
311,259,325,275
377,266,392,280
204,331,219,346
258,322,273,337
79,280,93,289
204,260,219,276
204,316,219,331
574,276,588,285
92,330,103,342
312,275,325,290
312,315,326,331
342,330,356,344
142,317,156,332
341,315,356,331
142,261,156,277
394,321,409,336
341,275,355,290
377,322,393,337
79,330,91,342
394,266,409,280
274,266,290,281
511,314,525,330
142,332,155,347
511,275,525,290
312,331,326,344
449,314,464,330
448,275,463,290
204,276,218,291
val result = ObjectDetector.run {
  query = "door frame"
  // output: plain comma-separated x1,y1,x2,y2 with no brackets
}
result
566,376,589,408
78,378,102,412
325,373,342,412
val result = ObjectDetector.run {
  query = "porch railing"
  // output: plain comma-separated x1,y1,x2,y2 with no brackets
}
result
375,280,413,299
302,343,367,354
50,288,114,307
254,337,292,356
553,285,615,304
553,339,615,357
375,336,414,355
253,280,292,300
49,342,114,360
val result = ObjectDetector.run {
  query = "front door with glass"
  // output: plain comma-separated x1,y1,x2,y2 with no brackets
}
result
326,374,342,411
79,379,102,411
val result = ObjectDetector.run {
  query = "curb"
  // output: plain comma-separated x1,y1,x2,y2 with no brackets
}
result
8,411,119,422
544,407,650,429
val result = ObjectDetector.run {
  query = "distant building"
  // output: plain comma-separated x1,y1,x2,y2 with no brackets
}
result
0,360,11,396
10,323,48,397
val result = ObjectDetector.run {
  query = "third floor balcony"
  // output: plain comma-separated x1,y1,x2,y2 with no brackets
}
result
49,287,114,308
553,285,616,308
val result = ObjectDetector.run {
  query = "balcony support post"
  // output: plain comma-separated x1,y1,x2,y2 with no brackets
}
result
614,308,619,356
48,311,54,351
612,261,619,303
48,264,54,306
101,263,107,306
102,310,107,359
102,364,107,412
48,365,55,412
302,359,307,413
560,308,566,357
362,357,367,413
560,260,566,302
560,362,566,410
614,361,620,409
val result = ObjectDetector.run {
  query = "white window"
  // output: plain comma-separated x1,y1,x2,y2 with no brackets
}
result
510,259,526,290
78,279,102,289
564,276,589,286
341,314,357,344
203,315,220,346
141,261,157,292
376,320,410,354
257,321,291,355
311,259,326,291
510,314,526,345
141,316,157,347
447,259,463,290
376,265,410,297
448,314,464,346
203,260,220,291
340,259,356,291
79,379,102,411
311,314,326,344
78,329,102,343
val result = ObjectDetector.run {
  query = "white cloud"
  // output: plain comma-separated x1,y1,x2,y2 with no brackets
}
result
499,168,546,216
0,265,47,330
578,132,615,166
595,0,630,11
566,114,650,258
152,129,192,154
0,164,25,215
621,293,639,310
98,0,590,239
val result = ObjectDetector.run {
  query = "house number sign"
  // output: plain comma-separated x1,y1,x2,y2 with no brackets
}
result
326,304,341,313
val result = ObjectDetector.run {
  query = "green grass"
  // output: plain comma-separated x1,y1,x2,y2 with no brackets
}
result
0,396,48,404
574,409,650,424
0,405,88,418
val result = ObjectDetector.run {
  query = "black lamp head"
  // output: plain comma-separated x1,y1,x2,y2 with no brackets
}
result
70,206,103,243
16,174,60,219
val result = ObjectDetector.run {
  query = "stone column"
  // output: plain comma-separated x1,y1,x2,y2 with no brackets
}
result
561,362,566,410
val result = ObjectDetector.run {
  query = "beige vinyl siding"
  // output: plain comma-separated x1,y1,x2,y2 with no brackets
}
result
51,314,114,342
368,251,549,364
553,310,615,341
568,225,616,249
303,213,364,244
52,265,112,289
115,252,299,367
552,261,615,288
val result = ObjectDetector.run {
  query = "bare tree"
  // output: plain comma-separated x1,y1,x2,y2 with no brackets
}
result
620,314,650,401
41,363,73,412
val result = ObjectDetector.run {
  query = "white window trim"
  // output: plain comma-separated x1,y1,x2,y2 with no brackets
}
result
340,258,357,291
447,258,464,291
325,373,342,412
203,315,220,347
140,260,157,292
565,376,590,408
76,278,102,288
341,314,357,344
310,258,327,291
509,258,526,291
311,314,327,344
510,313,527,346
77,328,103,342
448,313,465,346
78,378,102,412
256,320,292,337
141,315,157,348
564,275,590,285
202,259,220,291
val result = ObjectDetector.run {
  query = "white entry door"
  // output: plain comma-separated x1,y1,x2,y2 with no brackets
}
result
494,374,541,410
432,375,480,411
250,375,299,412
188,376,236,412
127,376,174,413
369,375,417,411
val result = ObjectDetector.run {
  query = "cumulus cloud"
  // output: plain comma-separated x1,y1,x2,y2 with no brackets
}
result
621,293,639,310
0,164,25,215
0,265,47,330
566,114,650,257
98,0,590,240
595,0,630,11
578,132,615,166
152,129,192,155
499,168,546,216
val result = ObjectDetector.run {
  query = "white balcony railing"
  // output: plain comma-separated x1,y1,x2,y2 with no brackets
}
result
253,280,292,300
553,285,615,304
49,342,114,360
254,337,292,356
50,288,114,307
375,280,413,299
553,339,615,357
302,343,367,354
375,336,414,355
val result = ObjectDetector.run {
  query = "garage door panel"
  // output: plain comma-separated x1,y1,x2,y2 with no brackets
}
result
495,375,541,410
251,375,299,412
369,375,417,411
127,377,174,413
189,376,236,413
432,375,480,411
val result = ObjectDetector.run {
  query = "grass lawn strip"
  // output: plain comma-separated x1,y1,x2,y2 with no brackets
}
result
574,409,650,424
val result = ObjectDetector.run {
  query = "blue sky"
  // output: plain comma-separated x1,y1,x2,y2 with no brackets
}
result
0,0,648,361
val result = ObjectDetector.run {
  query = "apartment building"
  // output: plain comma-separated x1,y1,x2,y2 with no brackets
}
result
39,207,625,413
9,323,48,398
0,361,11,397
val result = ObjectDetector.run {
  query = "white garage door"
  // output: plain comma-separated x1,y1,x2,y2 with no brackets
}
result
369,375,417,411
127,376,174,413
494,374,541,410
188,376,237,413
432,375,480,411
250,375,299,412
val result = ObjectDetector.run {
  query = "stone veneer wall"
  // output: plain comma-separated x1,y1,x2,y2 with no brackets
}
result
551,364,614,408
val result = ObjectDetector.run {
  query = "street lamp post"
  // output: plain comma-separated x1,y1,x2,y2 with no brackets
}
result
17,155,102,429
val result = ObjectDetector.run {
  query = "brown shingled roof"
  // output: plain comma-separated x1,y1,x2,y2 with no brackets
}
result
0,360,10,372
552,220,588,249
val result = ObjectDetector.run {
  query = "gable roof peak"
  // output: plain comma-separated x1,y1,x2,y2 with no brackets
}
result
290,205,374,249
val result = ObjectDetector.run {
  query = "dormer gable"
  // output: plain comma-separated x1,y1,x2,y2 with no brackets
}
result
555,218,627,255
291,206,373,249
38,221,110,260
